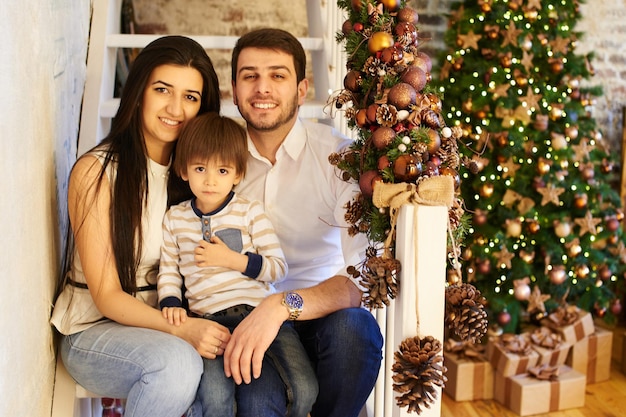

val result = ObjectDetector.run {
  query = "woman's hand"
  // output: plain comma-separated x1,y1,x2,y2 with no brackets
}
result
174,316,231,359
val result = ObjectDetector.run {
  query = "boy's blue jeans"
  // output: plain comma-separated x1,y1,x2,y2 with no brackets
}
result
192,305,318,417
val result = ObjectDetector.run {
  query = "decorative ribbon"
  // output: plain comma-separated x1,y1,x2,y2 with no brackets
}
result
548,305,580,326
497,333,533,356
528,364,560,381
530,326,562,350
444,339,486,360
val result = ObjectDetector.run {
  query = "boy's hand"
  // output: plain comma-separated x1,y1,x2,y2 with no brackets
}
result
162,306,188,326
195,236,231,267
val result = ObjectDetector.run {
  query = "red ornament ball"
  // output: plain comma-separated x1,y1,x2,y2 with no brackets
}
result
497,310,511,326
610,299,622,316
359,170,382,197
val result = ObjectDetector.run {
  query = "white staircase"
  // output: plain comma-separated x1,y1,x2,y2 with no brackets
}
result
76,0,348,156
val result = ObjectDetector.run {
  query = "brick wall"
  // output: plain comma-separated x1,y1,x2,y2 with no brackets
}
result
131,0,626,149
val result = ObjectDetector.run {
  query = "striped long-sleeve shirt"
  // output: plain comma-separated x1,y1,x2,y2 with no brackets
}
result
157,192,287,315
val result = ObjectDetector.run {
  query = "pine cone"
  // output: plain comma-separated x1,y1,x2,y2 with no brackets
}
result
445,283,488,343
360,256,401,309
392,335,447,415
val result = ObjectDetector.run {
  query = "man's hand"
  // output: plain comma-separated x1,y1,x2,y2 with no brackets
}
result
223,294,287,384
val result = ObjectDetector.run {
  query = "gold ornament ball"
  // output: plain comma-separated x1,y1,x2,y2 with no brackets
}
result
371,126,397,150
368,32,394,54
527,219,540,234
401,66,428,92
549,266,567,285
551,132,567,150
520,250,535,263
380,0,401,12
514,282,531,301
393,154,422,182
397,6,419,24
554,220,572,238
387,82,417,110
440,167,461,189
480,183,494,198
411,51,432,73
573,193,588,209
426,129,441,154
581,167,595,181
447,269,461,285
355,108,368,128
537,157,551,175
576,264,590,279
351,0,363,11
568,243,582,257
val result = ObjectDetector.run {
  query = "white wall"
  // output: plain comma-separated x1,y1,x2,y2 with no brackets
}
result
0,1,89,415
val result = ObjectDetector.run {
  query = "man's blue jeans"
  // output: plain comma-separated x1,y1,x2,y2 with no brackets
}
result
295,307,383,417
60,320,203,417
193,305,318,417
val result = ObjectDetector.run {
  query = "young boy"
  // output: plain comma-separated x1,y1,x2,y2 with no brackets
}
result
157,112,318,417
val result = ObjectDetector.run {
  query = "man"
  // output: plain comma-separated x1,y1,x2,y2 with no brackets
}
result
224,28,384,417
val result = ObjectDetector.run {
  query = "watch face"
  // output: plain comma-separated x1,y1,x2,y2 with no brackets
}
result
285,292,303,309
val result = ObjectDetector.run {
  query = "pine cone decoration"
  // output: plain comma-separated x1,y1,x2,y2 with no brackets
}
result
360,256,401,309
445,283,488,343
392,335,447,414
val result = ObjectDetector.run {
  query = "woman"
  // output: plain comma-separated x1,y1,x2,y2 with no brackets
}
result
51,36,230,417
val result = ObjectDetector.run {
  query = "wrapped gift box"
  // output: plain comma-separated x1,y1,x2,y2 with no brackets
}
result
529,326,571,367
543,306,595,344
567,327,613,383
494,365,586,416
487,334,539,377
443,351,494,401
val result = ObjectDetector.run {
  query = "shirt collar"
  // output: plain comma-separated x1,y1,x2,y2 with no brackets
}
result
191,191,235,217
247,118,306,163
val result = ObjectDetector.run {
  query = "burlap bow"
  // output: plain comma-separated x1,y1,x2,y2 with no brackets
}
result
372,176,455,255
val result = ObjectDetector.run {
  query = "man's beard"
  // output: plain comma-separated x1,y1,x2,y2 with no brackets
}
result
239,93,300,132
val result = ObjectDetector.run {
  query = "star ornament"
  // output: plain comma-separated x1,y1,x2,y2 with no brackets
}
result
572,138,591,162
521,88,542,111
527,285,550,313
494,246,515,269
500,158,521,179
458,30,482,50
501,21,522,48
490,83,511,100
574,210,602,236
521,51,535,72
610,241,626,263
537,183,565,206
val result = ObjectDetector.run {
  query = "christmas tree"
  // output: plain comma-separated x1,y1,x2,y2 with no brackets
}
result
435,0,625,333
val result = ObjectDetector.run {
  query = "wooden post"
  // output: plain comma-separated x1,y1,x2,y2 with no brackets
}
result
381,204,448,417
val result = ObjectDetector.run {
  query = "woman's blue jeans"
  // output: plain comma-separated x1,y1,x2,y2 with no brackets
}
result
60,320,202,417
295,307,383,417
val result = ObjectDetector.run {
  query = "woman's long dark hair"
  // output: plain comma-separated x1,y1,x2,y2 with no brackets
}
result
56,36,220,298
